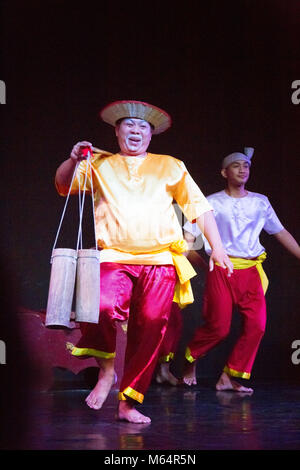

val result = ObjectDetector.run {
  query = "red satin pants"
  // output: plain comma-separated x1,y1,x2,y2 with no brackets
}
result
76,262,177,402
187,265,266,379
159,302,183,362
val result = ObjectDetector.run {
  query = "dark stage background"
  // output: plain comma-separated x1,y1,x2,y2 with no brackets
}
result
1,0,299,383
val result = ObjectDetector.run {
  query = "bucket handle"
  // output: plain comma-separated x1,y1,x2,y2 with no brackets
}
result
52,150,98,254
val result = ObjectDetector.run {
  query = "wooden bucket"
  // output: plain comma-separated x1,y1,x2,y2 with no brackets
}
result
45,248,78,328
75,249,100,323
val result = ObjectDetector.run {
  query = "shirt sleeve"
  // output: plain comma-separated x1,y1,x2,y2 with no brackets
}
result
172,161,213,222
55,159,94,196
263,198,285,234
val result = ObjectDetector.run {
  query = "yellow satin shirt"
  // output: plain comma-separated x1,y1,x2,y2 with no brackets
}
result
56,151,212,265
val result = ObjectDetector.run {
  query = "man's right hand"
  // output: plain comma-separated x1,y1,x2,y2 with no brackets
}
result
209,248,233,277
70,141,93,162
56,141,93,191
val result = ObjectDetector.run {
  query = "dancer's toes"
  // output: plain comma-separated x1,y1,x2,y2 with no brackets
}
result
216,372,253,394
232,382,253,394
118,401,151,424
182,362,197,387
85,392,104,410
183,376,197,386
85,369,116,410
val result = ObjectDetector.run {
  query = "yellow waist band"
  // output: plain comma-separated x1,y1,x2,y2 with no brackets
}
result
228,252,268,294
169,240,197,308
102,240,196,308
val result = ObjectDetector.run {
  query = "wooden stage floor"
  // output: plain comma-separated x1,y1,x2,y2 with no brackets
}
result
7,379,300,452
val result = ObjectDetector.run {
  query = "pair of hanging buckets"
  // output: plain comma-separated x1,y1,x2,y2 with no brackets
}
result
45,150,100,328
45,247,100,328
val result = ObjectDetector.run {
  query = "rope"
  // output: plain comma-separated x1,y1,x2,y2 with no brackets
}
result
52,150,98,254
76,154,90,251
89,154,98,251
78,179,83,249
52,161,79,253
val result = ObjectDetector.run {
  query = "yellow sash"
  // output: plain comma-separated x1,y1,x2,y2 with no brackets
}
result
169,240,197,308
102,240,196,308
228,252,268,294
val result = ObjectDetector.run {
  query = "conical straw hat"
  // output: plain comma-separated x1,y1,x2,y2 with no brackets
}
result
100,100,172,135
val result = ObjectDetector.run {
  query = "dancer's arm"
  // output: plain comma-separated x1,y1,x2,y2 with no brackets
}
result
184,231,208,270
55,140,93,190
196,210,233,275
273,229,300,260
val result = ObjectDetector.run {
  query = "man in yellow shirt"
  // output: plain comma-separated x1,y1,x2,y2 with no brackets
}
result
55,100,233,423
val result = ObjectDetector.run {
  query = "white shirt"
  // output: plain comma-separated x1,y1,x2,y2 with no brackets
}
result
184,190,284,259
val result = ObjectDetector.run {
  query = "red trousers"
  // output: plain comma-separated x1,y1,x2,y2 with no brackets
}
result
187,265,266,379
76,262,177,403
159,302,183,362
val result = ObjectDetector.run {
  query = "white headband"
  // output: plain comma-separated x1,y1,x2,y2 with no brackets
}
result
222,147,254,169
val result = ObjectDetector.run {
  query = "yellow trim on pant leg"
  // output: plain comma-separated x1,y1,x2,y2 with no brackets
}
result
224,365,251,380
185,347,196,363
118,387,144,404
159,352,174,363
66,342,116,360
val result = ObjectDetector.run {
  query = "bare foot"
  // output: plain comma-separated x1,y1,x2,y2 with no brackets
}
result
183,361,197,386
156,363,178,386
216,372,253,393
85,367,116,410
118,400,151,424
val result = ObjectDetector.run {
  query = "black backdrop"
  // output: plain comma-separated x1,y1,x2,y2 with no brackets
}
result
1,0,299,382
